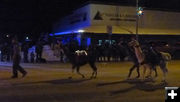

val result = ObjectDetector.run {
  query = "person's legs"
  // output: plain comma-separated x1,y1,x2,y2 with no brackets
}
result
39,51,42,59
24,52,28,63
13,57,27,78
1,53,4,62
16,57,27,77
36,54,38,62
17,65,27,77
7,54,10,62
12,63,18,78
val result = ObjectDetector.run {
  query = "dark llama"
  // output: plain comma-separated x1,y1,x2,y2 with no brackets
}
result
63,45,97,79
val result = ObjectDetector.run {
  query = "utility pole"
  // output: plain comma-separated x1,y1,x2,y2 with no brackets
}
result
136,0,139,41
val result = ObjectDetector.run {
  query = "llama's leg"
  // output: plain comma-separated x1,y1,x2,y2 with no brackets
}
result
159,61,168,82
146,65,153,78
136,64,140,78
89,62,97,78
76,66,85,78
127,64,137,78
154,67,158,78
148,66,158,78
68,65,76,79
152,66,158,82
127,65,135,78
143,64,154,79
142,64,147,80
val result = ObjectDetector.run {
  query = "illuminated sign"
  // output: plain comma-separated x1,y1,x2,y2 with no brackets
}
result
93,11,136,22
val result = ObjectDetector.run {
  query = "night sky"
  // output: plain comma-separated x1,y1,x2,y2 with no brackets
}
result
0,0,180,38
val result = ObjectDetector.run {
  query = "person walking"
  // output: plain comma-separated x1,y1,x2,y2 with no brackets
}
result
30,51,35,63
35,41,43,62
22,43,29,63
11,37,27,78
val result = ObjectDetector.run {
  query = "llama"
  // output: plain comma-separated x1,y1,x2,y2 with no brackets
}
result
123,43,140,78
128,40,171,81
63,45,97,79
128,40,154,79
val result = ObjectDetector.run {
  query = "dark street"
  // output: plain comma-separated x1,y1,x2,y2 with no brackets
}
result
0,61,179,102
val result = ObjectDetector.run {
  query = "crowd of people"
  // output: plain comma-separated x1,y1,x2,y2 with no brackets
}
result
0,35,47,78
0,34,173,79
0,38,144,64
0,39,44,64
95,41,127,62
0,43,43,63
0,35,170,64
52,39,129,63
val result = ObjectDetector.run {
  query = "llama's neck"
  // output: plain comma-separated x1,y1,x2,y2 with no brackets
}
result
134,46,144,63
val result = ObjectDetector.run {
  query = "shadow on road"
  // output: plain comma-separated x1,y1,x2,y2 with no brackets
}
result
43,78,92,85
14,78,92,86
0,78,12,80
97,78,168,95
97,78,155,87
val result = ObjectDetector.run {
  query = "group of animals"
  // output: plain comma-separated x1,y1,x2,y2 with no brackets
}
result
62,40,171,82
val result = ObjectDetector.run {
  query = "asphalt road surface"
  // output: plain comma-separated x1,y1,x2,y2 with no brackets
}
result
0,61,180,102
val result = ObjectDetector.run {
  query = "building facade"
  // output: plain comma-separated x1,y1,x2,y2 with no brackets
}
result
53,2,180,46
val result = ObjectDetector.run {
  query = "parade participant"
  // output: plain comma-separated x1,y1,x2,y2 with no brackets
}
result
30,51,35,63
11,37,27,78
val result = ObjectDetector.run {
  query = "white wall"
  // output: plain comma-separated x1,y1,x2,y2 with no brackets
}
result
90,4,136,27
53,3,180,35
89,4,180,35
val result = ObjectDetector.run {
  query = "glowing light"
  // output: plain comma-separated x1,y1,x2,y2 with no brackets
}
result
49,34,54,36
6,34,9,38
54,29,85,36
138,10,143,14
54,31,73,35
26,37,29,40
137,7,144,16
78,30,85,33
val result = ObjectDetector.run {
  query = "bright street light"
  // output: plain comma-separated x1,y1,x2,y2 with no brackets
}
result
6,34,9,38
78,29,85,33
136,0,144,41
137,7,144,16
26,37,29,40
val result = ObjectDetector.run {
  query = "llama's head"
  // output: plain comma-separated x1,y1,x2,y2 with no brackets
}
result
128,40,140,47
